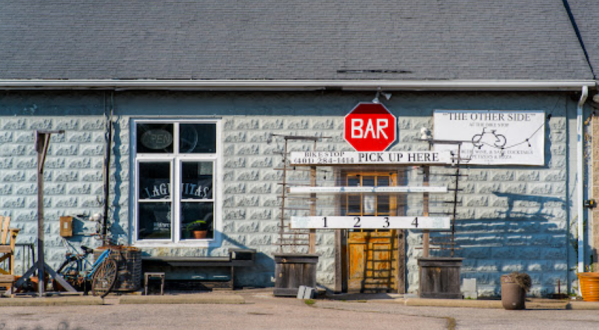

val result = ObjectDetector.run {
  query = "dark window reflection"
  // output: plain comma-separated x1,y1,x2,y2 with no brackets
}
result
347,195,361,214
137,123,174,153
377,195,390,214
348,176,359,187
378,177,390,187
180,124,216,154
181,162,213,200
139,162,171,200
180,202,214,239
377,176,390,214
138,202,171,240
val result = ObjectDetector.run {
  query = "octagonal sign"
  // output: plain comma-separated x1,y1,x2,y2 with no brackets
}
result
344,103,397,152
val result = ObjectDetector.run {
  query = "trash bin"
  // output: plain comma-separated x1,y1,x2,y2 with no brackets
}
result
501,274,526,310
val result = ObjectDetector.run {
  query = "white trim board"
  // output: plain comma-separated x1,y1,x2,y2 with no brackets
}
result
288,186,448,194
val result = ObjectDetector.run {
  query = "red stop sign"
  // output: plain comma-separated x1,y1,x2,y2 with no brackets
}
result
344,103,397,152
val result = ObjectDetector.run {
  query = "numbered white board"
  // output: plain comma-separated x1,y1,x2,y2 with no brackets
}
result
291,216,450,230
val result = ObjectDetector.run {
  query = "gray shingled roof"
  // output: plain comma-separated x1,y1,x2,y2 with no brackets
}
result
565,0,599,79
0,1,593,81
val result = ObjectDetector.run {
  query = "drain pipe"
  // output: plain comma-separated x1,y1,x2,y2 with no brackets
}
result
578,86,588,274
102,92,114,244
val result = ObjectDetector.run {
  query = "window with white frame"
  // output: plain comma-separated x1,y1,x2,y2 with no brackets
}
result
133,120,220,243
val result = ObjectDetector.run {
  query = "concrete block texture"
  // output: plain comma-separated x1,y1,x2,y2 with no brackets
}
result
0,91,576,296
0,115,109,272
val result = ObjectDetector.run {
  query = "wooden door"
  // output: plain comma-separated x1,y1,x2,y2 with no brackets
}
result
344,171,405,293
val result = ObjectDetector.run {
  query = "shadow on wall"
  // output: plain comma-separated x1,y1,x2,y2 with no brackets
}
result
134,231,276,287
428,192,569,297
216,232,276,287
109,116,127,244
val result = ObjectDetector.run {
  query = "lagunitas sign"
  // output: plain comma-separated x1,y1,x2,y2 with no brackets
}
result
344,103,397,151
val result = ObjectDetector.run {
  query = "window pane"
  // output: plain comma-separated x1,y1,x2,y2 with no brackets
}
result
376,176,390,214
363,176,375,186
347,195,361,214
348,176,359,187
363,194,375,215
181,162,213,200
377,176,390,187
138,202,171,239
377,195,390,214
137,123,174,153
139,162,171,200
180,124,217,154
180,202,214,240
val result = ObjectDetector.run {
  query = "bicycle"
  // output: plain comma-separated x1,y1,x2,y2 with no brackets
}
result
53,214,119,298
471,127,507,149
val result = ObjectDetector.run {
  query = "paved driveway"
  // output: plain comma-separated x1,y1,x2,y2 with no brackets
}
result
1,292,598,330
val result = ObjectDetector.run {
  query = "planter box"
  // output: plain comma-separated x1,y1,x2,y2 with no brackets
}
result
578,272,599,302
273,253,319,297
418,257,463,299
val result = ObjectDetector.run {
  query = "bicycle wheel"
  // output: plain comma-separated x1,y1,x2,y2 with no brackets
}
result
92,259,118,298
53,259,85,292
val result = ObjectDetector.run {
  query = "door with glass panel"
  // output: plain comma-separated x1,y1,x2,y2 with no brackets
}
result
343,171,405,293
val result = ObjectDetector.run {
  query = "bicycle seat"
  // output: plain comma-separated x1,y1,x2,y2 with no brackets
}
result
81,245,94,254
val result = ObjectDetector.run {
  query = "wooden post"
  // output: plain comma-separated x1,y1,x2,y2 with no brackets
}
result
309,166,317,253
10,130,77,297
422,166,430,258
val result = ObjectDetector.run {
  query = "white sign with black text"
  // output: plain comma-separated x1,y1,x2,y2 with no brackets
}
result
289,151,453,166
433,110,545,165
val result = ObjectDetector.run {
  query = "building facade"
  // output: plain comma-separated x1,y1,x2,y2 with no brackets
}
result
2,1,599,297
0,87,593,296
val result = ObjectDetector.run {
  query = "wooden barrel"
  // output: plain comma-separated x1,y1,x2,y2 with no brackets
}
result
273,253,319,297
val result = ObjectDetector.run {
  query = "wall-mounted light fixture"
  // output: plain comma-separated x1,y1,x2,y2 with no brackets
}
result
372,88,392,104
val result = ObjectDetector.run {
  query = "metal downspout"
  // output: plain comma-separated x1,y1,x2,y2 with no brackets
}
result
578,86,588,274
102,92,114,244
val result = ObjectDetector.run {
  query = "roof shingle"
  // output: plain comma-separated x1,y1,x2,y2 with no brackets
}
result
0,0,593,80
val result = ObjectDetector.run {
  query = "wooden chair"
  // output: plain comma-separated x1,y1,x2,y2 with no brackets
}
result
0,216,20,276
0,275,15,297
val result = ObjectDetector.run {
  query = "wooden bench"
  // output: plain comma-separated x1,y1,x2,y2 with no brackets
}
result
141,249,256,290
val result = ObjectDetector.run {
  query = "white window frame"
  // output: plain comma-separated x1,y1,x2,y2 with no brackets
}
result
131,118,222,248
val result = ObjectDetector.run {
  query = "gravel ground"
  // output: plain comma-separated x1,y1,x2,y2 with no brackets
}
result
0,291,598,330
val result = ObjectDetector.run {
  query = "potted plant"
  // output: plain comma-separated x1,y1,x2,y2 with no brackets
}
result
501,272,532,310
186,220,209,239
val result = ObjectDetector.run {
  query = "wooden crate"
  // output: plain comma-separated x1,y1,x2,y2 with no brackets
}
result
273,253,319,297
418,257,463,299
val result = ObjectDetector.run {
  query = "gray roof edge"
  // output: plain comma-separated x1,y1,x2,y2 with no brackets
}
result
0,79,595,92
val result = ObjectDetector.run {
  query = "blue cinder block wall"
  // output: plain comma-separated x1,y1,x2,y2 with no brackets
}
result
0,90,580,297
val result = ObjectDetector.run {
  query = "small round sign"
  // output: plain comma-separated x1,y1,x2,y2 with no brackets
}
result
141,129,173,150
